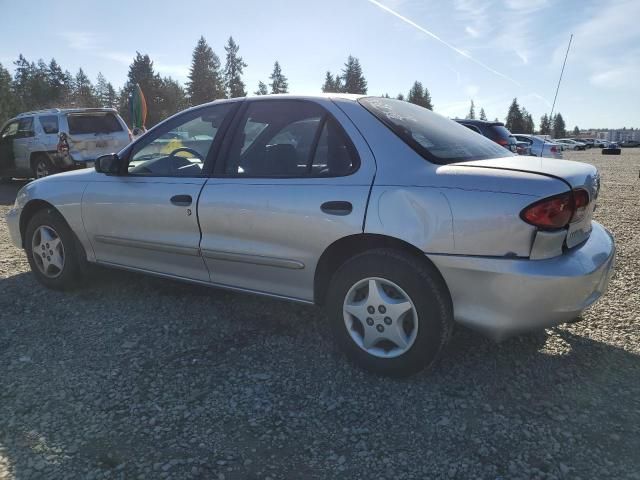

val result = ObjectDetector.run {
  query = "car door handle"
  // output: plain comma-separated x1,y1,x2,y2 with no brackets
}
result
170,195,192,206
321,201,353,216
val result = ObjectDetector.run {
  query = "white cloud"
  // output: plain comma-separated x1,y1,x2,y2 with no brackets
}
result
59,32,101,51
465,84,479,97
504,0,549,12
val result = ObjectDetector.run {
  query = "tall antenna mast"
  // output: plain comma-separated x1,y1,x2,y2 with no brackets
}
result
541,34,573,149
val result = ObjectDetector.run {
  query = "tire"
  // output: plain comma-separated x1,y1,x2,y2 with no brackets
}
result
25,209,85,290
326,248,453,377
31,154,59,179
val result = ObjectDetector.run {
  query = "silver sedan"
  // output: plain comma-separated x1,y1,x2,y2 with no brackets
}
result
514,134,563,158
5,95,616,376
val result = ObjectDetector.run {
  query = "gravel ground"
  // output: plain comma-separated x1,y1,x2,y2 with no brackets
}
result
0,149,639,480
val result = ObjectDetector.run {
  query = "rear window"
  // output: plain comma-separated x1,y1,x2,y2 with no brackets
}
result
489,125,515,143
67,112,123,135
359,97,513,164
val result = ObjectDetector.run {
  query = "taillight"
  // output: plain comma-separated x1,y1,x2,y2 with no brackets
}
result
520,189,590,230
550,145,557,153
572,188,590,223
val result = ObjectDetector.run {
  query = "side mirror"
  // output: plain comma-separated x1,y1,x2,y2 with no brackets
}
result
95,153,121,174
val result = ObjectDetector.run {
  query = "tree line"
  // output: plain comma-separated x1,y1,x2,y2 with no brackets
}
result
0,36,569,137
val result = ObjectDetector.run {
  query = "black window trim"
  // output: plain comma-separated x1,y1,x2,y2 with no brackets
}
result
121,101,241,178
213,98,361,179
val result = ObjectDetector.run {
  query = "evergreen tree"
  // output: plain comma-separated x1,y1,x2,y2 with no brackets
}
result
12,54,32,110
73,68,98,107
573,125,580,136
118,52,163,126
254,81,268,95
479,107,487,121
466,99,476,119
521,107,534,134
505,98,525,133
396,93,405,101
157,77,188,119
187,36,224,106
31,59,51,108
269,61,288,94
223,36,247,98
0,62,17,124
340,55,367,94
104,83,118,109
47,59,73,106
381,93,390,98
552,113,566,138
539,114,551,135
333,74,343,93
95,72,109,107
321,71,336,93
407,81,433,110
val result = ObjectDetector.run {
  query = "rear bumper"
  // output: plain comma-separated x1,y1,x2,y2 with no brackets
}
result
428,222,615,341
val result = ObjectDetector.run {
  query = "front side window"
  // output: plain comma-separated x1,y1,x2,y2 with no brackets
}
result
359,97,513,164
128,103,233,176
39,115,59,134
225,100,358,177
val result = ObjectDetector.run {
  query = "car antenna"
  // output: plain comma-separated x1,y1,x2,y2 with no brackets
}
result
541,34,573,153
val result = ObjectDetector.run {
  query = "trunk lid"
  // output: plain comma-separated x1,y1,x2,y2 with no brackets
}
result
454,157,600,248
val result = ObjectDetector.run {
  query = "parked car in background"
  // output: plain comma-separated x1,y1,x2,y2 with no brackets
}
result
513,134,563,159
620,140,640,147
555,139,587,151
580,138,595,148
594,139,607,148
454,119,518,153
6,95,615,376
515,141,532,156
0,108,131,180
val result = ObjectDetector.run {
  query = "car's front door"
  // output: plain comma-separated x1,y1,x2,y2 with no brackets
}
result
82,102,237,281
198,99,376,302
0,120,19,174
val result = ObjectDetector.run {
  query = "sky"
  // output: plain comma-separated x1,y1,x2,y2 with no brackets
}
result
0,0,638,129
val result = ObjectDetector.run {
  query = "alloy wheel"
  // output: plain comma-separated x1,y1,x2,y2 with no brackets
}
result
35,160,49,178
31,225,65,278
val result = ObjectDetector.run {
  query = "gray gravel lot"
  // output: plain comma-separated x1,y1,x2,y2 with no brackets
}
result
1,149,639,479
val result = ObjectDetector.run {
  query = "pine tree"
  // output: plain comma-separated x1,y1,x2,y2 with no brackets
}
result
47,59,73,107
321,71,336,93
269,61,288,94
187,36,224,106
539,114,551,135
118,52,163,126
466,99,476,119
479,107,487,121
73,68,98,107
333,74,343,93
407,81,433,110
157,77,188,119
223,36,247,98
552,113,566,138
520,107,534,134
340,55,367,94
95,72,109,107
255,81,269,95
573,125,580,136
505,98,524,133
104,83,118,109
0,62,17,124
381,93,390,98
396,93,405,101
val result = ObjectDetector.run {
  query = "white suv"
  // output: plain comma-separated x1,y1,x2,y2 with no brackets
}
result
0,108,131,180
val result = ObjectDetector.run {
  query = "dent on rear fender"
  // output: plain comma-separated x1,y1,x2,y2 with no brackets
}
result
365,187,454,253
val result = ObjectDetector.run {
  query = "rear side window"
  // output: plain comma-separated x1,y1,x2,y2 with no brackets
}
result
39,115,59,134
489,125,515,142
67,112,123,135
359,97,513,164
225,100,359,177
17,117,34,138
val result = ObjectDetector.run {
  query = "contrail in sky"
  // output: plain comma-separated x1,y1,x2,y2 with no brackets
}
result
367,0,521,86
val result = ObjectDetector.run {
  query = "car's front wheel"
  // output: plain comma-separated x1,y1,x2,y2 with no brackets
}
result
25,209,84,290
327,249,453,377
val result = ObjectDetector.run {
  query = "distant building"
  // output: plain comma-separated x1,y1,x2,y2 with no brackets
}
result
602,129,639,142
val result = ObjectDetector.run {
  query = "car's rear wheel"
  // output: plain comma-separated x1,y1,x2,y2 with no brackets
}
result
327,249,453,377
31,154,58,179
25,209,84,290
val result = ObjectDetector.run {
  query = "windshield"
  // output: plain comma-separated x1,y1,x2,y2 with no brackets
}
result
358,97,513,164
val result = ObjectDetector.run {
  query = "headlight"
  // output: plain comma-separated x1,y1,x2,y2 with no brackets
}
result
13,187,29,209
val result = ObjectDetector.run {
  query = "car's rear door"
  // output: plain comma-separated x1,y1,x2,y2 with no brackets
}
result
82,102,237,281
197,98,375,302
